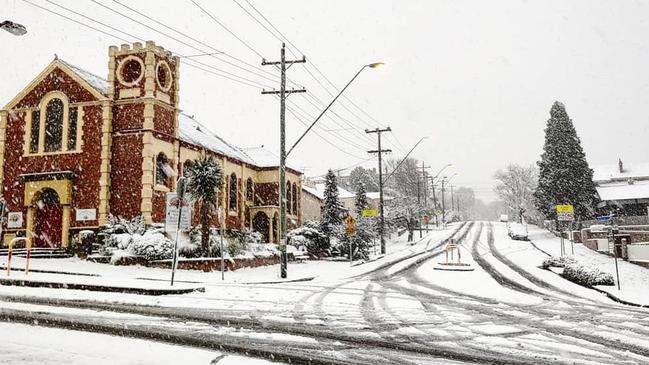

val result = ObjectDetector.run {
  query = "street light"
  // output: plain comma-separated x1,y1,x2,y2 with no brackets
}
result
280,61,383,279
286,62,385,157
382,136,429,185
432,164,453,181
1,20,27,36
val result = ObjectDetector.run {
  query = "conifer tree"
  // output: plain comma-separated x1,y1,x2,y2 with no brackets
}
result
321,170,344,244
534,101,599,220
354,183,369,215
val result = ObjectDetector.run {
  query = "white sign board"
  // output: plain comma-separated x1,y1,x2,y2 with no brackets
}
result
165,192,193,233
7,212,23,228
75,208,97,221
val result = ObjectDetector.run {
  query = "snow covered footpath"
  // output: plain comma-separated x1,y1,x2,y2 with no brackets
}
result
0,322,283,365
526,224,649,306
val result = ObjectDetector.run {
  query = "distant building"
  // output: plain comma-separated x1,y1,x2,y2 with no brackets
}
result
593,159,649,217
300,179,391,221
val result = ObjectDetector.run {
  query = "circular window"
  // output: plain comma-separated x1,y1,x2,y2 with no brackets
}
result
116,56,144,87
156,61,172,91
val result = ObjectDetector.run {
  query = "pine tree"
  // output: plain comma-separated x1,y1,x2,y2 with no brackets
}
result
354,183,369,215
534,101,599,220
184,155,224,256
321,170,344,243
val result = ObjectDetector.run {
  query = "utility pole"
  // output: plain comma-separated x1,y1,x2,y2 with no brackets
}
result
261,43,306,279
417,162,431,237
366,127,391,254
441,178,446,225
431,182,439,227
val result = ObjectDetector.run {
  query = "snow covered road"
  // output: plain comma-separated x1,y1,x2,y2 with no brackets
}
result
2,222,649,364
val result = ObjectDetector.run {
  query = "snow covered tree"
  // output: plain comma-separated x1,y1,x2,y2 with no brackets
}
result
184,155,224,256
494,164,540,223
320,170,344,245
354,183,370,215
349,166,378,192
534,101,599,220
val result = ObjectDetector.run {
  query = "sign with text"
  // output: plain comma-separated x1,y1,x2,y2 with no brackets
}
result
556,204,574,221
75,208,97,221
165,192,193,233
7,212,23,228
361,209,377,217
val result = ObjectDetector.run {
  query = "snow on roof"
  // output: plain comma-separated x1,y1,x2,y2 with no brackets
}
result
59,59,109,96
592,162,649,182
366,191,393,201
301,184,355,200
178,113,254,164
596,180,649,201
241,146,300,171
302,185,323,200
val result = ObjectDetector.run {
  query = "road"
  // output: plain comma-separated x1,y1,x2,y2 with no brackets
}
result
1,222,649,364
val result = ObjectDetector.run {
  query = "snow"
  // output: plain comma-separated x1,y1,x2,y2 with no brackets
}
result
0,322,283,365
241,146,300,171
596,179,649,200
178,113,255,165
592,161,649,182
58,59,109,96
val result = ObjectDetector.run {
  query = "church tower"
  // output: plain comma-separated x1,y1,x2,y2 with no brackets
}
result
107,41,180,224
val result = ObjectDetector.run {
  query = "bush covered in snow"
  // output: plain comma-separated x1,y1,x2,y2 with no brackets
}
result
541,255,576,269
287,221,329,258
562,262,615,287
99,215,174,262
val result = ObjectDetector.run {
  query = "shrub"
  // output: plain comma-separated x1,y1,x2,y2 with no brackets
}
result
562,262,615,287
541,256,576,269
288,221,329,257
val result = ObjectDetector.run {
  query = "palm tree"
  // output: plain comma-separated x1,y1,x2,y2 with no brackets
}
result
184,155,224,256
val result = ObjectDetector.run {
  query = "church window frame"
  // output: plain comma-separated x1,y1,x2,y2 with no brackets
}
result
116,55,144,87
229,173,238,212
155,152,174,191
155,60,173,92
26,91,82,155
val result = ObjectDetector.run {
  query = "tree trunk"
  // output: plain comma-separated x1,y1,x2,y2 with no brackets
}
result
200,203,211,257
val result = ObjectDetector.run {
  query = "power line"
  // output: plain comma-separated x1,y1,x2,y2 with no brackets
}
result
89,0,279,87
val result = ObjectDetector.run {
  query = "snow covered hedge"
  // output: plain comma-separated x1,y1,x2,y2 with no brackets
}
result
100,215,174,262
287,221,328,258
562,262,614,287
542,255,614,287
541,256,576,269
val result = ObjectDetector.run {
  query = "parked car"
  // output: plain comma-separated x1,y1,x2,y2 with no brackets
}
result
508,223,529,241
499,214,509,222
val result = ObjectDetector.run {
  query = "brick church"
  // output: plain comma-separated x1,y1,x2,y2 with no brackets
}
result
0,41,302,248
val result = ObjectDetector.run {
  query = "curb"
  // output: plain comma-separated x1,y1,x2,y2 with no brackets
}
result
0,277,204,295
0,266,99,277
243,276,316,285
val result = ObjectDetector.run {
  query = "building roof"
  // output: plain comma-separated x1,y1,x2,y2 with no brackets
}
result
302,185,323,200
596,180,649,201
241,146,300,171
178,113,254,164
592,161,649,182
59,59,109,96
302,184,392,201
366,191,393,201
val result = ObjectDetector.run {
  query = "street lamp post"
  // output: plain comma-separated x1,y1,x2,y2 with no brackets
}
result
1,20,27,36
280,62,383,278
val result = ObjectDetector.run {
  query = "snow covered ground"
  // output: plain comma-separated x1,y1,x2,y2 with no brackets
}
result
2,222,649,364
524,224,649,306
0,322,284,365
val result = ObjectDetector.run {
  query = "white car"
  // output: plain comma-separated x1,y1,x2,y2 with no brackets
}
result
499,214,509,222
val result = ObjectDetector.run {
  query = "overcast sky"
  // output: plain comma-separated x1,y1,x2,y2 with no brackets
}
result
2,0,649,202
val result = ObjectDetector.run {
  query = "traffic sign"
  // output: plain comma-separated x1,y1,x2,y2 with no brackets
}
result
361,209,377,217
556,204,574,221
345,214,356,235
435,209,442,216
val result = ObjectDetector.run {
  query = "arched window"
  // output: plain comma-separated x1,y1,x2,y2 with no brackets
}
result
44,98,64,152
286,181,292,214
292,182,298,215
246,177,254,202
156,153,173,187
182,160,193,177
29,93,79,154
229,173,238,211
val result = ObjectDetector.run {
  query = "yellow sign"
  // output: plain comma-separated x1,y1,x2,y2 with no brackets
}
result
435,209,442,216
556,205,574,213
361,209,377,217
345,215,356,235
